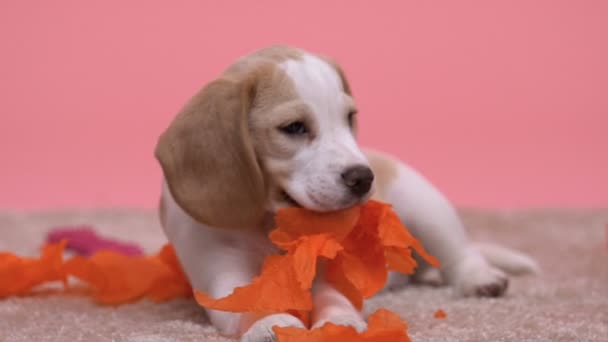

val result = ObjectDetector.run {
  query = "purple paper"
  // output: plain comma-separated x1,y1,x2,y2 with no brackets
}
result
46,225,144,256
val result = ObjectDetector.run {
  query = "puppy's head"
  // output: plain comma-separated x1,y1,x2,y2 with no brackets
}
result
156,46,374,229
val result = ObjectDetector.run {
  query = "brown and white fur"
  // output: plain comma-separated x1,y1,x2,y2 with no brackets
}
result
155,46,539,341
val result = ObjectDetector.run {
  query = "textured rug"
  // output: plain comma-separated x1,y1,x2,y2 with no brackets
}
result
1,208,607,341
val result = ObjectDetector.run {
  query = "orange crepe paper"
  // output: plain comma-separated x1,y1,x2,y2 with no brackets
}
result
0,243,191,304
434,309,447,319
273,309,411,342
195,200,439,313
0,241,67,298
63,244,191,304
0,200,440,341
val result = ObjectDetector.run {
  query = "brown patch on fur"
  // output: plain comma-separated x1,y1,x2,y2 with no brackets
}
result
365,150,400,202
249,45,303,63
224,46,303,76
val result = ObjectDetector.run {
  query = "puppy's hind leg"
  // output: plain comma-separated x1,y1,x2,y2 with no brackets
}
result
368,151,508,297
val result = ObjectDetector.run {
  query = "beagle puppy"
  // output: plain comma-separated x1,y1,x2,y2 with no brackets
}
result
155,46,538,341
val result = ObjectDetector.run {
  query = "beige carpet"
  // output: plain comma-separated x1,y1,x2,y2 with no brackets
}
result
1,208,607,341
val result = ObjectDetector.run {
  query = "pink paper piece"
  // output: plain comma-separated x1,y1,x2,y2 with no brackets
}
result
46,226,144,256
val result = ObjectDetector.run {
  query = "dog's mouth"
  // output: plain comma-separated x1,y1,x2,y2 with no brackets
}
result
280,189,366,212
281,190,302,208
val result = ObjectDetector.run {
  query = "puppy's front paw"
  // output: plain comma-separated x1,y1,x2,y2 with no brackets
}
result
453,255,509,297
312,313,367,332
241,314,305,342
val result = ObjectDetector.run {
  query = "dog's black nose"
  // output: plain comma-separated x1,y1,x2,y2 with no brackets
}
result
341,165,374,197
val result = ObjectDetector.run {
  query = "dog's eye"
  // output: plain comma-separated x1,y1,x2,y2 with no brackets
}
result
279,121,308,135
347,111,357,128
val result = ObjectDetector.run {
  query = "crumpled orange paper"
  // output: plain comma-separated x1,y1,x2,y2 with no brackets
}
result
195,200,439,313
434,309,447,319
63,244,191,304
0,200,439,341
273,309,411,342
0,241,67,298
0,243,191,304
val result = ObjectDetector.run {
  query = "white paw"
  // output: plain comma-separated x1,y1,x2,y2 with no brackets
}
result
452,254,509,297
312,313,367,332
383,272,410,291
241,314,305,342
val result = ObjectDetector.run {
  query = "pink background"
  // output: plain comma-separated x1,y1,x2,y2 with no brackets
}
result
1,1,607,209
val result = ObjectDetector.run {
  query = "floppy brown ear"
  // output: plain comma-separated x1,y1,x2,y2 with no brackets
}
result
155,77,266,229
